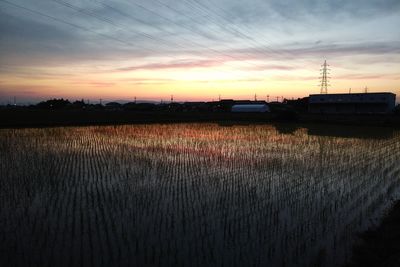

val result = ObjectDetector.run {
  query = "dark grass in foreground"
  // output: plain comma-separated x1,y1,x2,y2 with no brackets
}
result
1,109,400,129
346,201,400,267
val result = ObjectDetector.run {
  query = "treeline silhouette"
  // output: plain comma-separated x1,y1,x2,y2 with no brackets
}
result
1,98,399,128
3,98,309,113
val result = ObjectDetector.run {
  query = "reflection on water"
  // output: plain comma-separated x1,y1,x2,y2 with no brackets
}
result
0,124,399,267
305,124,396,140
275,123,396,139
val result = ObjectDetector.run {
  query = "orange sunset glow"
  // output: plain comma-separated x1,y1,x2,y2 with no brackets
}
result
0,0,399,103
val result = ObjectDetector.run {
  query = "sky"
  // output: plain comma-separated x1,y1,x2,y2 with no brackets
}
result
0,0,399,104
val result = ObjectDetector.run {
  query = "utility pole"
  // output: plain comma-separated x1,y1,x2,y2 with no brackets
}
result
134,96,137,104
170,95,174,103
267,95,269,102
218,94,221,101
364,86,368,93
349,88,351,94
99,98,102,105
254,93,257,101
320,60,330,94
276,96,279,102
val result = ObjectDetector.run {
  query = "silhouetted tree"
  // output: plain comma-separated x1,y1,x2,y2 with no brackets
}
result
36,99,71,109
71,100,87,109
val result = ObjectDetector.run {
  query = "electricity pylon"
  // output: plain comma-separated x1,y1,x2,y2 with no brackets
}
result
320,60,330,94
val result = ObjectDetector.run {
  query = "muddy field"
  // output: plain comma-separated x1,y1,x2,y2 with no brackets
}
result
0,124,399,266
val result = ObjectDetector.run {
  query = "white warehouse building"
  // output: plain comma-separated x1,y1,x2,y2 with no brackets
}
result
231,104,270,113
308,92,396,114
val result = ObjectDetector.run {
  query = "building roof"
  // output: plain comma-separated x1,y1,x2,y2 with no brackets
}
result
309,92,396,104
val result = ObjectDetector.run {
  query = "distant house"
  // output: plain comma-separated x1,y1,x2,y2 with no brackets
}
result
231,104,270,113
105,102,122,110
308,93,396,114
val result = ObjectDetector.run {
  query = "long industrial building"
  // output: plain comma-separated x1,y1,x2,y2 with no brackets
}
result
308,92,396,114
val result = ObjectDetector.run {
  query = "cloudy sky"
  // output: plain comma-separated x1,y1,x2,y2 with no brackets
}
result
0,0,399,103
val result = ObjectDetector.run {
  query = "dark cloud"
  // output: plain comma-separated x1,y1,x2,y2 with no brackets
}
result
69,81,115,87
117,77,264,85
0,0,399,104
242,64,297,71
228,41,400,61
300,42,400,56
0,65,78,80
0,3,171,66
115,59,225,72
0,84,57,97
336,74,400,80
270,75,316,81
237,0,399,23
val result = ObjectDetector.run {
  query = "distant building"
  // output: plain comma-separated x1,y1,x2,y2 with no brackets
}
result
231,104,270,113
308,92,396,114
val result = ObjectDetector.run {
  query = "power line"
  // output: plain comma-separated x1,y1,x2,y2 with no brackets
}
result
76,0,284,81
49,0,183,54
0,0,148,50
0,0,269,94
3,0,322,72
182,0,319,69
129,0,319,74
96,1,244,65
127,0,265,68
50,0,279,72
1,0,326,95
1,0,250,73
5,0,224,64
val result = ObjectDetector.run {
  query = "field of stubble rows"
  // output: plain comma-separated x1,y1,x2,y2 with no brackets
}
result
0,124,399,267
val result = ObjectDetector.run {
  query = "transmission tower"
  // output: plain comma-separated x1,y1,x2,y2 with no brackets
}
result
320,60,330,94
